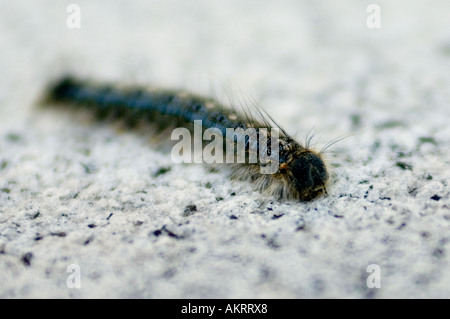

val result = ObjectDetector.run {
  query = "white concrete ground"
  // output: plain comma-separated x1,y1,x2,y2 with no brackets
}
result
0,0,449,298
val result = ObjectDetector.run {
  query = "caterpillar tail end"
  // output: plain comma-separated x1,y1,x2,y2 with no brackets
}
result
38,75,80,107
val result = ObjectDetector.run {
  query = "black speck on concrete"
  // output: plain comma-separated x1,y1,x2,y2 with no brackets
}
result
21,252,33,266
183,205,197,217
396,162,413,171
50,231,67,237
153,166,171,178
431,194,441,201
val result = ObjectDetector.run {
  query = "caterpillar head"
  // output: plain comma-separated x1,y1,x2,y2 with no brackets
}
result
287,150,329,201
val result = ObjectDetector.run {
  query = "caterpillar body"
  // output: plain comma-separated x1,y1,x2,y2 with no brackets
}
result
45,76,329,201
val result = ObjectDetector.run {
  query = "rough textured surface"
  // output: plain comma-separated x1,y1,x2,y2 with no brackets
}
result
1,0,450,298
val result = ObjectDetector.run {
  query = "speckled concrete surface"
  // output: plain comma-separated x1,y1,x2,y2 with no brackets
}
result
1,0,450,298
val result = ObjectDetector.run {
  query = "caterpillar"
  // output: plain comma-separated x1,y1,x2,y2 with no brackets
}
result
44,76,329,201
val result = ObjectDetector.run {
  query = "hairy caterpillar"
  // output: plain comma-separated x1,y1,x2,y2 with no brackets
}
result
44,76,329,201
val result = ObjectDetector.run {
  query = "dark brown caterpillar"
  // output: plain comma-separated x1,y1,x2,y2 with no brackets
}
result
44,76,329,201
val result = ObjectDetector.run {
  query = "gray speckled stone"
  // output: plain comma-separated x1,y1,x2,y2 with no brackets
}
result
0,0,449,298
